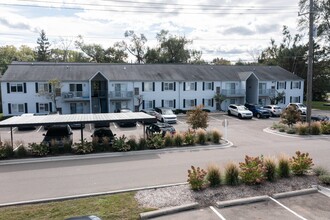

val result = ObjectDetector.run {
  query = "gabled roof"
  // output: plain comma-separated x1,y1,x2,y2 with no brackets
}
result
1,62,303,82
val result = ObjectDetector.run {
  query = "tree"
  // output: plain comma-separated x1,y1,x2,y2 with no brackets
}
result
123,30,147,64
186,105,209,129
38,79,61,113
213,94,226,111
281,106,301,127
36,29,51,61
212,57,231,65
270,91,286,105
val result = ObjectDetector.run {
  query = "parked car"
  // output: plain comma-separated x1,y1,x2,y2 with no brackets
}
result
244,103,271,118
227,104,253,119
263,105,283,117
154,107,177,123
42,124,73,147
140,109,157,124
301,115,329,122
146,122,176,139
286,103,307,115
91,127,116,145
17,113,36,131
94,121,110,128
69,123,85,129
115,108,137,127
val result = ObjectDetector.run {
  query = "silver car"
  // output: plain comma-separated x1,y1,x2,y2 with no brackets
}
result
263,105,283,117
227,104,253,119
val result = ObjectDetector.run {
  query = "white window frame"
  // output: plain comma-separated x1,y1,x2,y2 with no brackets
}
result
164,100,174,108
144,82,153,92
186,82,195,91
278,82,286,89
38,83,49,93
292,82,300,89
10,83,23,93
164,82,174,91
11,104,25,114
39,103,49,113
185,99,195,108
144,100,153,109
204,99,212,107
292,96,300,103
279,96,286,104
205,82,212,90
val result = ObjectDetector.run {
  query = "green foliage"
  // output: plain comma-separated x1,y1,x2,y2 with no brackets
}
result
319,175,330,185
163,132,173,147
281,106,301,127
289,151,314,176
295,122,309,135
187,166,207,190
183,129,196,145
29,142,49,157
278,155,291,178
310,122,322,135
196,128,207,145
224,162,240,186
239,155,267,185
186,105,209,129
0,142,14,159
264,157,277,182
206,164,221,187
213,94,226,111
286,127,296,134
15,145,28,158
127,136,138,151
321,121,330,134
210,129,222,144
72,139,93,154
36,29,51,61
147,133,164,149
92,136,111,152
113,135,130,152
173,132,184,147
313,166,329,176
137,138,148,150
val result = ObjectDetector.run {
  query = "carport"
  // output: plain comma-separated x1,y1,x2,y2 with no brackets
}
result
0,112,157,147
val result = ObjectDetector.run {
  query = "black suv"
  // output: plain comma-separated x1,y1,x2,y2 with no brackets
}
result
244,103,271,118
91,127,116,145
42,124,73,147
146,123,176,138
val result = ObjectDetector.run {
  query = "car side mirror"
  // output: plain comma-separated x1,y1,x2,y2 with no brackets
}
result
43,133,46,136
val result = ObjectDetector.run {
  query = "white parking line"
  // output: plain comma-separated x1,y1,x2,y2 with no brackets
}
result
112,123,117,129
8,127,17,133
268,197,308,220
36,126,42,132
210,206,226,220
136,123,141,127
210,116,222,122
176,120,184,124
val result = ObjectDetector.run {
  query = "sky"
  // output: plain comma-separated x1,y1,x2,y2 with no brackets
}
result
0,0,307,63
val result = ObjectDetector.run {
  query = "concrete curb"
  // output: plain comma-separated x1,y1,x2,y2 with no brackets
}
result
216,195,269,208
139,202,199,219
313,185,330,197
272,188,318,199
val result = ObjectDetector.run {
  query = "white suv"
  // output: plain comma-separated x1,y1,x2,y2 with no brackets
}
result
154,107,177,124
227,104,253,119
286,103,307,115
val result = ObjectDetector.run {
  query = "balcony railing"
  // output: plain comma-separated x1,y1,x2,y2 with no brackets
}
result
109,91,133,99
259,89,275,97
62,91,89,100
221,89,245,97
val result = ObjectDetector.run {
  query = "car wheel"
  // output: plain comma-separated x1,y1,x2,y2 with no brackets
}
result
238,114,242,119
256,113,261,118
161,118,164,123
228,110,231,116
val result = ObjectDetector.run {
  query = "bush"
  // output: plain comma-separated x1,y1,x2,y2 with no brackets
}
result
289,151,314,176
281,106,301,127
113,135,130,152
184,129,196,146
187,166,207,190
93,136,111,152
15,145,28,158
313,166,329,176
278,155,290,178
224,162,240,186
147,134,164,149
319,175,330,185
206,164,221,187
210,129,222,144
137,138,148,150
186,105,209,129
127,136,138,151
173,132,184,147
29,142,49,157
264,157,277,182
163,132,174,147
72,139,93,154
295,122,309,135
286,127,296,134
0,142,14,159
310,121,321,135
321,121,330,134
196,128,207,145
239,155,267,185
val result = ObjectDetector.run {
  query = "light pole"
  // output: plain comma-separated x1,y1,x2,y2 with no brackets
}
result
306,0,314,125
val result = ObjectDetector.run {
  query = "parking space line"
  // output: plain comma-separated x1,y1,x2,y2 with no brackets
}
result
36,126,42,132
136,123,141,127
210,206,226,220
268,197,308,220
8,127,17,133
176,120,184,124
210,116,222,122
112,123,117,129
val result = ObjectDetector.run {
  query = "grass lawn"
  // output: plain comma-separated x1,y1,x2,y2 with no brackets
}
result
311,101,330,111
0,192,155,220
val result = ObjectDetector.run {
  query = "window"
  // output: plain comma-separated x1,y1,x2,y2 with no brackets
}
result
38,83,49,93
292,82,300,89
11,104,25,113
70,83,83,96
144,82,153,92
278,82,286,89
229,99,236,104
205,82,213,90
164,100,174,108
39,103,49,112
144,100,153,109
204,99,212,107
185,99,195,107
164,82,174,91
292,96,300,103
185,82,195,91
279,96,286,104
134,87,139,95
70,103,84,114
10,83,23,93
226,83,236,95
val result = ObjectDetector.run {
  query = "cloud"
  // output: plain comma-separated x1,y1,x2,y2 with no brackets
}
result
256,24,280,34
223,26,255,35
0,16,38,33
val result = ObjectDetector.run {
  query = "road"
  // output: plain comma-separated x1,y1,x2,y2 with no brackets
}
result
0,111,329,205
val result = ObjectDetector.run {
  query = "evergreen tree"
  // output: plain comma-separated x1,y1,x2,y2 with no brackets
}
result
36,29,51,61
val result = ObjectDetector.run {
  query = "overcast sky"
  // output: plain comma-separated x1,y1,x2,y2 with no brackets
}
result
0,0,306,63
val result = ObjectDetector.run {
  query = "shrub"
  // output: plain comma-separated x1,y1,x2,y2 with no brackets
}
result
127,136,138,151
15,145,28,158
206,164,221,187
310,121,321,135
187,166,207,190
295,122,309,135
147,134,164,149
239,155,267,185
321,121,330,134
281,106,301,127
319,175,330,185
163,132,174,147
173,132,184,147
277,155,290,178
286,127,296,134
313,166,329,176
289,151,314,176
0,141,14,159
29,142,49,157
264,157,277,182
224,162,240,186
113,135,130,152
93,136,111,152
72,139,93,154
184,129,196,146
137,138,148,150
210,129,222,144
186,105,209,129
196,128,207,145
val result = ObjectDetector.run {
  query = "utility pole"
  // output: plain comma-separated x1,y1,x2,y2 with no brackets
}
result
306,0,314,125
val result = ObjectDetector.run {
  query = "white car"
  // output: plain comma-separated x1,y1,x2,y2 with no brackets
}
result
263,105,283,117
154,107,177,124
286,103,307,115
227,104,253,119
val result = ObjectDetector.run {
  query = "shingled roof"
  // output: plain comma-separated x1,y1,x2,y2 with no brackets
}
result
1,62,303,82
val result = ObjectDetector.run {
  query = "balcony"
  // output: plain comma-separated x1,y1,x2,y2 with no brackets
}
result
221,89,245,97
62,91,89,101
259,89,275,97
91,90,108,97
109,91,133,100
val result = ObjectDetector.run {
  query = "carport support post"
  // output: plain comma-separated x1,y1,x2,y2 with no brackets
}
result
10,126,13,148
143,123,146,139
80,124,84,147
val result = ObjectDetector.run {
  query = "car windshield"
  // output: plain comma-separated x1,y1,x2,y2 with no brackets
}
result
94,129,113,136
162,109,174,115
274,106,281,109
46,127,69,136
120,109,131,113
297,104,306,108
237,106,248,111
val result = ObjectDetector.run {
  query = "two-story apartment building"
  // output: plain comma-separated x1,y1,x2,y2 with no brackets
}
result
0,62,304,116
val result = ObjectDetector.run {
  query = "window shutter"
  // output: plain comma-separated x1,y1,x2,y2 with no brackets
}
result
36,103,39,113
153,82,155,91
49,84,52,93
173,99,176,108
212,99,214,107
277,82,279,90
23,83,27,93
35,83,39,93
299,82,301,89
291,82,293,89
161,100,164,107
298,96,301,103
203,82,205,91
284,82,287,89
153,100,155,108
7,83,10,93
24,103,28,113
195,99,197,106
183,83,186,91
195,82,197,91
183,99,186,108
161,82,164,91
49,102,53,112
174,82,176,91
142,82,144,92
8,103,11,114
142,100,145,109
212,82,214,90
290,96,292,103
202,99,205,105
